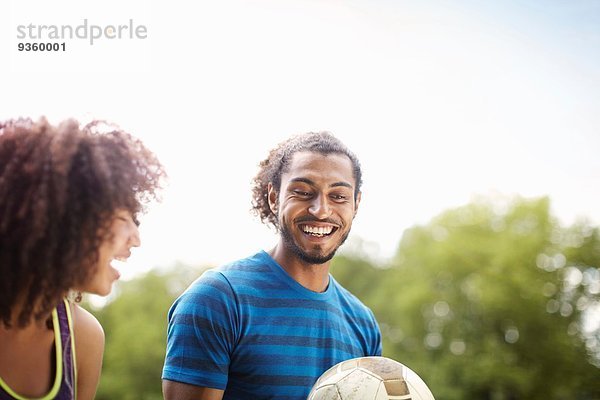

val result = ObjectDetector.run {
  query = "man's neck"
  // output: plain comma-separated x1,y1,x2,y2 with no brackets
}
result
268,243,331,293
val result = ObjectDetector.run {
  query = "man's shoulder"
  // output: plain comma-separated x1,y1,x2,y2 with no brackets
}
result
185,250,273,291
329,276,376,317
171,251,274,311
217,250,273,275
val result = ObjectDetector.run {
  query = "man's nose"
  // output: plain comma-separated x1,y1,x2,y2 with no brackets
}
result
308,194,331,219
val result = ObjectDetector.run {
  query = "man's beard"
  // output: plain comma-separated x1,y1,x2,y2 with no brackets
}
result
279,221,350,265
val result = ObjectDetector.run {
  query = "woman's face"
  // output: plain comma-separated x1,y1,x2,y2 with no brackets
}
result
79,209,141,296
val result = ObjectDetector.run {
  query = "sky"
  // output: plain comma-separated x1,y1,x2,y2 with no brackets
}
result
1,0,599,281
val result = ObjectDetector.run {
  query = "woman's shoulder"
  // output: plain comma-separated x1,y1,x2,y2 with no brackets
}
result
70,303,104,345
70,302,104,400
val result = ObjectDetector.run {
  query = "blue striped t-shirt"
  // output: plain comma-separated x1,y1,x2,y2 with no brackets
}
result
162,250,382,399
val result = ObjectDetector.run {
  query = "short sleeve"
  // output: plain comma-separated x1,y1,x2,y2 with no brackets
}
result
162,270,239,389
370,311,383,356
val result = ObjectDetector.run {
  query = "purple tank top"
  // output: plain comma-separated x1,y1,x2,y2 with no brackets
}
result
0,299,76,399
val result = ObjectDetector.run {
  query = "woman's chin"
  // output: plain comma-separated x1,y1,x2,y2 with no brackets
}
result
76,280,115,297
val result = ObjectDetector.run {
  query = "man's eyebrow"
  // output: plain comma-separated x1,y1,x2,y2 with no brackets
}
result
289,177,353,190
330,182,353,190
289,177,315,185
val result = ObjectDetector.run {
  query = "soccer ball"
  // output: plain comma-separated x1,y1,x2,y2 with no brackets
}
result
307,356,435,400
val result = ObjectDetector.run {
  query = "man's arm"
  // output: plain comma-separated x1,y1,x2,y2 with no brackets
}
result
162,271,237,399
162,379,224,400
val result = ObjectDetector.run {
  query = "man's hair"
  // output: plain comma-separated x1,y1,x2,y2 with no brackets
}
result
251,131,362,230
0,117,166,327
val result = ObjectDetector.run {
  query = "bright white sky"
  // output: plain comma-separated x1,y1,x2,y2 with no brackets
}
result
1,0,599,280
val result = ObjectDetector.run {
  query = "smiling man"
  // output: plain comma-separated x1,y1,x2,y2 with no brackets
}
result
162,132,382,400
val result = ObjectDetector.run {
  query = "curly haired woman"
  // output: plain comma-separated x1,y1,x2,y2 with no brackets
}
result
0,117,165,399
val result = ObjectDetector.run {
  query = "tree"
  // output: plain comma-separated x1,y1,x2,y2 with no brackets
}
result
332,196,600,399
87,264,206,400
84,196,600,399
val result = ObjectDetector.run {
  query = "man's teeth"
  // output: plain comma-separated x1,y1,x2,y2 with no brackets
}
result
301,225,334,236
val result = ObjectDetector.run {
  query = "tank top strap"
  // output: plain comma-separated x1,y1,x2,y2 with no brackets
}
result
54,299,76,399
0,300,76,400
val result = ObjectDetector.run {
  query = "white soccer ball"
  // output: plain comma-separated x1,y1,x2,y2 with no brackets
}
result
307,356,435,400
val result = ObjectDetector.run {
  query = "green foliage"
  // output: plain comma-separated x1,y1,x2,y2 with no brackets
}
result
85,264,207,400
84,196,600,399
332,196,600,399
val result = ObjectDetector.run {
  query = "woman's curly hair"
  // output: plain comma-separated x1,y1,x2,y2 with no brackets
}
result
0,117,166,327
251,131,362,230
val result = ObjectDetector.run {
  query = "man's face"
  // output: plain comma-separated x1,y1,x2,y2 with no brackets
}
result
268,151,361,265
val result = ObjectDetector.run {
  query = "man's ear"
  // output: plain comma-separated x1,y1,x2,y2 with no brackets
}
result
267,182,278,214
354,191,361,217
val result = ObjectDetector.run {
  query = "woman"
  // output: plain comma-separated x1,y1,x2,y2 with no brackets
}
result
0,117,166,399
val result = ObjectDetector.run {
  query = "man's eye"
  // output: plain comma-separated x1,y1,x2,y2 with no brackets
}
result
331,194,348,201
293,190,311,197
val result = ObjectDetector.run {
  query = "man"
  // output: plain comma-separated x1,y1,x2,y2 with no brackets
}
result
162,132,382,400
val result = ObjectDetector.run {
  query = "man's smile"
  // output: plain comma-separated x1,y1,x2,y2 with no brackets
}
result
298,223,338,237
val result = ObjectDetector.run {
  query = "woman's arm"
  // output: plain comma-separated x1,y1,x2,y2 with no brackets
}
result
72,304,105,400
